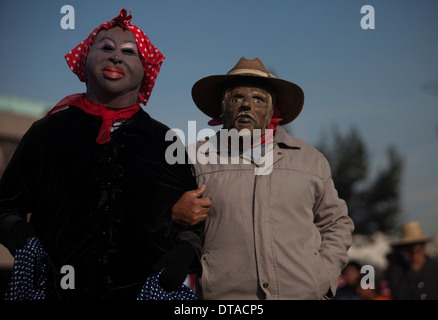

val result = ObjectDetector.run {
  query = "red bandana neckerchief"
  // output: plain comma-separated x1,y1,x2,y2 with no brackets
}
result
47,93,140,144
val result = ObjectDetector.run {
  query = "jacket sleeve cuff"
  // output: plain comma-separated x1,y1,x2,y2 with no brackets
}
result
8,219,37,256
175,232,202,274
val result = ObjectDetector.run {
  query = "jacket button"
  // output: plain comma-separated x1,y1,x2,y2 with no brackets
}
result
263,282,269,289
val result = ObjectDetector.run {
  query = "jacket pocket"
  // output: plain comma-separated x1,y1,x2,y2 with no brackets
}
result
310,249,331,298
200,252,214,299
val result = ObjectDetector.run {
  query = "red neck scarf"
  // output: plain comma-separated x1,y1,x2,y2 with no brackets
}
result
47,93,140,144
256,117,282,147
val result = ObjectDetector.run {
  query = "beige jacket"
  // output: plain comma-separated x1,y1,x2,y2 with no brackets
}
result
190,126,354,299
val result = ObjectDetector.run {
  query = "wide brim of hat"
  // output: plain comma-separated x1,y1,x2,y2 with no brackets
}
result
390,235,433,247
192,74,304,125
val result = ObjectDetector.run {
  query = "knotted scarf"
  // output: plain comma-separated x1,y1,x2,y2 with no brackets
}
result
46,93,140,144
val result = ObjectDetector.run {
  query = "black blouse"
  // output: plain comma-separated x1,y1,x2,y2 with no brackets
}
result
0,106,202,299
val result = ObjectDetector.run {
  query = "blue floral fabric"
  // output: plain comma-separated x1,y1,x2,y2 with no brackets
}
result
137,270,197,300
5,237,51,300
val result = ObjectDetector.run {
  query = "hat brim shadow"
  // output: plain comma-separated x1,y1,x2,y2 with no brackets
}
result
192,74,304,126
390,235,433,247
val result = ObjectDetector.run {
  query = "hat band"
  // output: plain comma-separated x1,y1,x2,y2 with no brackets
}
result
227,69,275,78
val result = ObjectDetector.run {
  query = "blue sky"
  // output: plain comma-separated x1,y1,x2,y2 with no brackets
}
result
0,0,437,235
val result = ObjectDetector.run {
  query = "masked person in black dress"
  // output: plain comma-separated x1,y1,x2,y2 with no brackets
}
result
0,9,209,300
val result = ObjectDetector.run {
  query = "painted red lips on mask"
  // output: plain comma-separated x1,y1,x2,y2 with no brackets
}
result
64,8,165,106
102,66,125,79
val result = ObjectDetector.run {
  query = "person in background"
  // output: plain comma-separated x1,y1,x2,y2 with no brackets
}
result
385,221,438,300
355,275,391,300
334,261,362,300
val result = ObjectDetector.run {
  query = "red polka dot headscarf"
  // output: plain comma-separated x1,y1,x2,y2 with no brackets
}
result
65,8,165,106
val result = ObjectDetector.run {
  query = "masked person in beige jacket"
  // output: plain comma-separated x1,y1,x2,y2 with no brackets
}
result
173,57,354,300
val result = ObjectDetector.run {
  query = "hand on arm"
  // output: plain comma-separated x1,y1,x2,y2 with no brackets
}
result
172,184,211,226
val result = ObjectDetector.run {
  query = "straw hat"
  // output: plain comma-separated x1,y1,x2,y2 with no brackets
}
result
191,57,304,125
391,221,433,247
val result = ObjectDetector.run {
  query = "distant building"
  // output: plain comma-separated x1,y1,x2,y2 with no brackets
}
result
0,94,51,177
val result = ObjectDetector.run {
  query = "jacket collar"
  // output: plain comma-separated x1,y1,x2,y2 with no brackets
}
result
273,126,301,149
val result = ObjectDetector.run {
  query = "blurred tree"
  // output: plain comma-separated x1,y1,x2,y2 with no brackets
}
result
317,125,403,234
